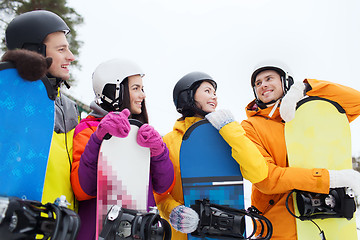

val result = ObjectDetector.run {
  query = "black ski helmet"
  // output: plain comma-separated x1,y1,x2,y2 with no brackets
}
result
173,71,217,115
251,61,294,107
5,10,70,56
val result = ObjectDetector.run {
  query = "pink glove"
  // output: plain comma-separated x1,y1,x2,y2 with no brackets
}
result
136,124,165,157
95,109,131,140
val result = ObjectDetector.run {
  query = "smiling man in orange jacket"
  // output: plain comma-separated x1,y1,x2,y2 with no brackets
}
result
241,61,360,239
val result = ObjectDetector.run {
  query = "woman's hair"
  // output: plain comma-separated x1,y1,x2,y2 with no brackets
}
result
179,81,201,119
99,77,149,123
176,80,214,120
121,78,149,124
180,80,215,120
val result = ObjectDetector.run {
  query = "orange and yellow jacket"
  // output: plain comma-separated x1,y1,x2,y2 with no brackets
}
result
155,116,268,239
241,79,360,239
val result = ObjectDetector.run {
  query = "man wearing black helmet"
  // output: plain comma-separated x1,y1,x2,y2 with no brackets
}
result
154,71,268,239
241,61,360,239
4,10,79,211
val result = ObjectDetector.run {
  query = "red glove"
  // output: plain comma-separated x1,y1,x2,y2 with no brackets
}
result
95,109,131,140
136,124,165,157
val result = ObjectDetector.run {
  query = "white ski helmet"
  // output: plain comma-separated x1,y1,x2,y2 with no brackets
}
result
251,60,294,93
251,60,294,107
92,58,144,110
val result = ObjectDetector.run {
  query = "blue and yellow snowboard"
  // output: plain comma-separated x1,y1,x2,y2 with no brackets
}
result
0,62,54,201
285,96,358,240
180,120,244,240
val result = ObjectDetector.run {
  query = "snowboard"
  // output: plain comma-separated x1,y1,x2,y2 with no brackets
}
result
284,96,358,240
0,62,54,201
180,119,244,240
96,119,151,236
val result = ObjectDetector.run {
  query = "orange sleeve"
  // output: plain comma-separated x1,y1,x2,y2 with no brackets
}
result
71,123,97,201
306,79,360,122
241,119,330,195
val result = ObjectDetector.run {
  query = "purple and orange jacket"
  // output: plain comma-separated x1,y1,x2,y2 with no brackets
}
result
70,112,175,240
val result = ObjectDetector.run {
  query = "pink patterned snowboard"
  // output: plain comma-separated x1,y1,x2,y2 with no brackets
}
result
96,119,150,236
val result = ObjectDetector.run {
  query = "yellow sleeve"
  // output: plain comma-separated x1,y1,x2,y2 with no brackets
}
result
154,192,182,221
219,121,268,183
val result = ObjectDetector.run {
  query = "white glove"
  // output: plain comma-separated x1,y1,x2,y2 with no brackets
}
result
205,109,235,130
169,205,199,233
329,169,360,197
280,81,306,122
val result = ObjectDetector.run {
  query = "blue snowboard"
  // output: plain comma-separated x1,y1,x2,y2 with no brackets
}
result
180,120,244,240
0,62,54,201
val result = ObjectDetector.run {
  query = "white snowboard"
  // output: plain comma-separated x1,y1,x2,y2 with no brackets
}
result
96,119,150,236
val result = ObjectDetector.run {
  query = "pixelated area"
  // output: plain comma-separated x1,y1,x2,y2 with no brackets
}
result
96,125,150,236
97,152,149,234
183,182,244,210
183,180,245,240
97,154,136,233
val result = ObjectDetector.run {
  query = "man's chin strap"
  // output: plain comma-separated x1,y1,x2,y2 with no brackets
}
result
255,98,281,119
255,99,276,109
267,99,281,118
47,74,70,90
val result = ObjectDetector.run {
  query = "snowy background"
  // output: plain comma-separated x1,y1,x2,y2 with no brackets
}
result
67,0,360,155
65,0,360,237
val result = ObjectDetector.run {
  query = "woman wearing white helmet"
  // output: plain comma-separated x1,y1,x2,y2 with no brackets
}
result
70,59,174,240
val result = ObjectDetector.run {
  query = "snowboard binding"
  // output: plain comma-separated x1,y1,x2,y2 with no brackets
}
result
0,196,80,240
286,188,356,240
190,199,273,240
286,188,356,221
99,205,171,240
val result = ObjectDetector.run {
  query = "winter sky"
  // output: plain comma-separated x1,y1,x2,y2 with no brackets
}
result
66,0,360,156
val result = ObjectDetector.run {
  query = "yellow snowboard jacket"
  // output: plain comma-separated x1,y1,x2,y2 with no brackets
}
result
41,93,79,211
241,79,360,239
155,116,268,239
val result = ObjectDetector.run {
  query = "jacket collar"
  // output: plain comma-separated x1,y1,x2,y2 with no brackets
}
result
89,101,108,118
173,116,203,135
245,99,283,121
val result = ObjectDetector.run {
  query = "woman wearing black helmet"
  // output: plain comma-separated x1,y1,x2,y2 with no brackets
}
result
154,71,268,240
